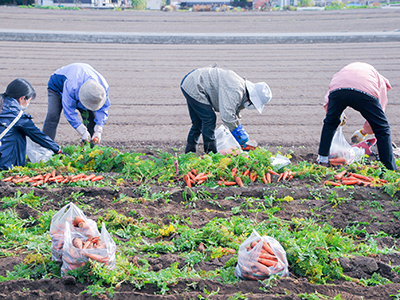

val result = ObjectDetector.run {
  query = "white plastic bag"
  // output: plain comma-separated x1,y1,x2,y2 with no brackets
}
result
26,137,53,163
61,222,117,275
329,127,364,165
235,229,289,280
271,154,291,168
215,125,242,155
50,202,100,262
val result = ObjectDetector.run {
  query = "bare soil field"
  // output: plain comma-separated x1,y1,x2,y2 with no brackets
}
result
1,7,400,300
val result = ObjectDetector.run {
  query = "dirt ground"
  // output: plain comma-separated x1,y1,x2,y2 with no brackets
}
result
1,7,400,299
0,7,400,152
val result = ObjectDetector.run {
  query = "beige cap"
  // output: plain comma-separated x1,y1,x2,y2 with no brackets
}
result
245,80,272,114
79,80,106,111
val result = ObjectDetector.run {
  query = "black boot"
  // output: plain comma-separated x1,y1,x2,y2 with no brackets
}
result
185,143,197,154
204,141,217,154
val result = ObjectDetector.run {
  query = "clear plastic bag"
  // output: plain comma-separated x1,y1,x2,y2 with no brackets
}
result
235,229,289,280
50,202,100,262
61,222,117,275
329,127,364,165
26,137,54,163
215,125,242,155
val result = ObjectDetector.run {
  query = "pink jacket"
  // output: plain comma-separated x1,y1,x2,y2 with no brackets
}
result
323,62,392,134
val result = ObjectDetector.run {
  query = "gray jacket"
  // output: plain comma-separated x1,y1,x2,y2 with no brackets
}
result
181,67,248,131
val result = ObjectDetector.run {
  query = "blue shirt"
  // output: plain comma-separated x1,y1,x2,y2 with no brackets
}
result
48,63,111,129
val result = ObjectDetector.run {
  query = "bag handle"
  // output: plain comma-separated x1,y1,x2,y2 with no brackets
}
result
0,110,23,141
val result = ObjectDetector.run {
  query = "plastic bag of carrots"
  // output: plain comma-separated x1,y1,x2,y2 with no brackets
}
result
329,127,364,165
50,202,100,262
235,229,289,280
61,221,116,275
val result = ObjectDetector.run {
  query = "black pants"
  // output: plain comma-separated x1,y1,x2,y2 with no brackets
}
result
318,88,397,170
181,87,217,154
43,88,96,140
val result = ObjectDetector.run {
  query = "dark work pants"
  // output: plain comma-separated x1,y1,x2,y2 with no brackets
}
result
181,88,217,154
42,88,95,141
318,88,397,170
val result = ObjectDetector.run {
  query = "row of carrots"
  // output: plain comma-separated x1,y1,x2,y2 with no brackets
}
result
2,170,103,187
183,167,296,188
324,169,387,187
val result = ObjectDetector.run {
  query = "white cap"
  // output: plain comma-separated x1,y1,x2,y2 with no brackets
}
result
79,80,106,111
245,80,272,114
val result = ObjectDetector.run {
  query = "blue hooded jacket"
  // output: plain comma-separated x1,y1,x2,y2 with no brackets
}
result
0,96,60,170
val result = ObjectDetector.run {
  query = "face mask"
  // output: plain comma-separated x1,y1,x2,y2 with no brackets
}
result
244,100,256,110
19,102,29,111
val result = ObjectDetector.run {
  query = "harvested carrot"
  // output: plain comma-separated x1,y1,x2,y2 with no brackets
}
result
32,180,44,187
62,176,69,184
91,175,104,182
268,169,279,176
83,174,96,181
71,173,85,180
44,173,51,183
197,179,206,185
51,169,56,178
266,173,272,184
259,252,278,261
262,241,275,256
250,171,257,182
187,171,196,180
282,171,289,181
243,169,250,177
324,180,341,186
258,258,278,268
262,175,268,184
235,176,244,187
334,170,347,181
232,167,237,178
184,174,192,188
191,168,197,175
194,173,207,181
2,176,13,182
351,173,373,182
329,157,346,165
277,173,284,182
223,181,237,186
250,240,259,248
341,179,358,185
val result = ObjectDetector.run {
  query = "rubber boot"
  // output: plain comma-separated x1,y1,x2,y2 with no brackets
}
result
204,141,217,154
185,143,197,154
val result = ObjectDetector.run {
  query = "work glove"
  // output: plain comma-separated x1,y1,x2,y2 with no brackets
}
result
351,129,367,144
76,124,91,142
231,124,249,147
92,125,103,144
57,149,70,156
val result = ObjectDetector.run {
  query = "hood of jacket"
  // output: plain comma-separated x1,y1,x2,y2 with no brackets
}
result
0,96,30,119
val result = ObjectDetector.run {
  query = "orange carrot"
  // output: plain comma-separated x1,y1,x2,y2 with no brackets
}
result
44,173,51,183
232,167,237,178
28,175,44,182
334,170,347,181
91,175,103,182
341,179,358,185
258,258,278,268
32,180,44,187
259,253,278,261
2,176,13,182
191,168,197,175
250,171,257,182
71,173,85,180
262,241,275,256
277,173,284,182
235,177,244,187
51,169,56,178
223,181,237,186
324,180,341,186
194,173,207,181
351,173,373,182
62,176,69,184
197,179,206,185
282,171,289,181
184,174,192,188
187,171,196,180
266,173,272,184
329,157,346,165
262,175,268,184
250,240,259,249
85,252,109,263
268,169,279,176
243,169,250,177
82,174,96,181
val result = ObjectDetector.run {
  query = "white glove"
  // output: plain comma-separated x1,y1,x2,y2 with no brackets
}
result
76,124,90,142
351,129,367,144
92,125,103,144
